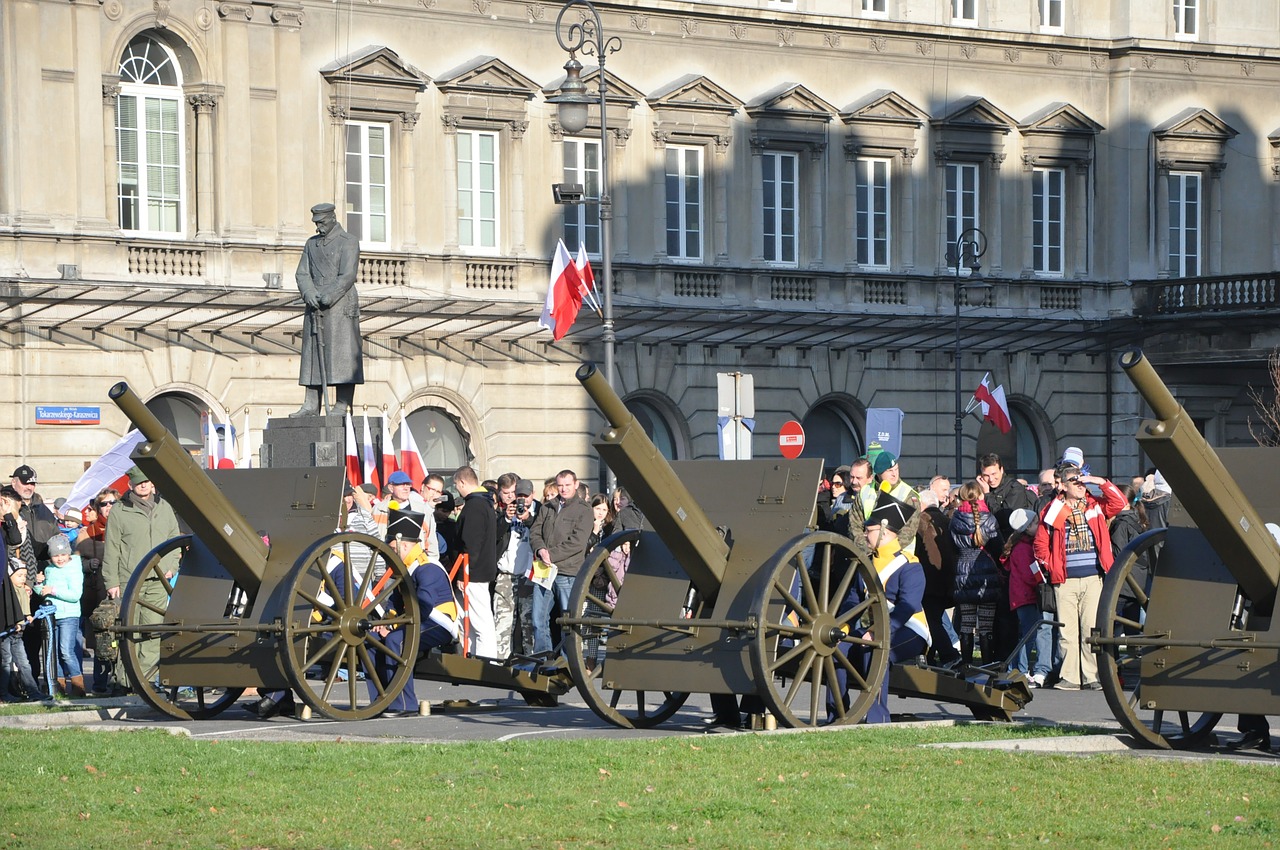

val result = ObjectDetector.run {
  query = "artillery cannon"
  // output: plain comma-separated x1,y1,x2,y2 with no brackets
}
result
565,363,1032,728
106,383,569,720
1090,349,1280,748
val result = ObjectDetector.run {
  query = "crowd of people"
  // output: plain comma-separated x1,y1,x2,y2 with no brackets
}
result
818,447,1166,708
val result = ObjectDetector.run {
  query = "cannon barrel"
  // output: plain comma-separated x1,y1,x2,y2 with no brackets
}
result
1119,348,1279,610
576,362,730,599
109,382,269,588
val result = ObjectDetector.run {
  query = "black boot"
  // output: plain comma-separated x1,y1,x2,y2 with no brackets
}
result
288,387,321,418
958,633,975,668
331,384,355,418
979,632,998,666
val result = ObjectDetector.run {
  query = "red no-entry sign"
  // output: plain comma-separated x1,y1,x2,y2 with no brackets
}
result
779,420,805,459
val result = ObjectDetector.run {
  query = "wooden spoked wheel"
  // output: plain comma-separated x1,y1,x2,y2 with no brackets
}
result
750,531,890,728
281,533,420,721
1095,529,1221,749
565,529,690,728
117,535,245,720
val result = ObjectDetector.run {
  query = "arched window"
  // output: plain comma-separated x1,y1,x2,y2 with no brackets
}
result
977,404,1044,479
116,34,185,234
627,398,679,461
396,407,473,475
801,400,863,473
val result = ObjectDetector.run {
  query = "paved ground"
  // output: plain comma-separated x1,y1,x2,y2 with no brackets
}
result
6,675,1276,765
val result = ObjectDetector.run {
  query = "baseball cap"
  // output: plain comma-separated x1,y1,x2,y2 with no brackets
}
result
515,479,535,497
11,465,37,484
387,470,413,486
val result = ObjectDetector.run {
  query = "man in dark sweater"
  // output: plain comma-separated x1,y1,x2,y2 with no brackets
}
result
452,466,497,658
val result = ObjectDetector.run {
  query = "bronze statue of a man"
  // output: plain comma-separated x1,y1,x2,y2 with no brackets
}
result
290,202,363,418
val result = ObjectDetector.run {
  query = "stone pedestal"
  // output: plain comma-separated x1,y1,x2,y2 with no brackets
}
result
260,415,345,468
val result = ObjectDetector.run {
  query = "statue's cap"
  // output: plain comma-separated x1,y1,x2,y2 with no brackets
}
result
310,202,336,214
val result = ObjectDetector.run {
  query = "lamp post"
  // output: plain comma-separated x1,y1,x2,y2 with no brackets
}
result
947,228,988,482
550,0,620,397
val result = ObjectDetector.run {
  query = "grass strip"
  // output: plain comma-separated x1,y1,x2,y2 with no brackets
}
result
0,725,1275,849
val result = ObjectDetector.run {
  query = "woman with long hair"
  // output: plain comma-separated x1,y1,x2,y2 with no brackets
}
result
949,480,1003,666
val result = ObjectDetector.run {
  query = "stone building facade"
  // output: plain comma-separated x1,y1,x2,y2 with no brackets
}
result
2,0,1278,496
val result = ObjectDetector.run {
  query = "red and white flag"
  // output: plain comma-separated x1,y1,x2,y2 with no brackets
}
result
537,239,585,341
220,415,236,470
973,374,1013,434
379,414,398,490
344,411,362,485
399,412,428,489
361,415,377,491
575,243,602,315
206,414,221,470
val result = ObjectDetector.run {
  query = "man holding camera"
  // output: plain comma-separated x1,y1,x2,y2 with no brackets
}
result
494,474,536,658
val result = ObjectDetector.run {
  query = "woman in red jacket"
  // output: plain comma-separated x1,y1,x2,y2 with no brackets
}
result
1033,464,1127,690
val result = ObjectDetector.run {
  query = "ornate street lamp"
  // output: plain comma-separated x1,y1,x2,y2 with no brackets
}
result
548,0,621,397
947,228,990,482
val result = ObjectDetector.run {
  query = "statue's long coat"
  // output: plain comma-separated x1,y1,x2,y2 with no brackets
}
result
295,223,364,386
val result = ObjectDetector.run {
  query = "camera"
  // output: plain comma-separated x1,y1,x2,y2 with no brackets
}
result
515,497,527,514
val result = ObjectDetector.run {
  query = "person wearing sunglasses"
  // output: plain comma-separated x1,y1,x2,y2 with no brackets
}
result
1032,463,1126,690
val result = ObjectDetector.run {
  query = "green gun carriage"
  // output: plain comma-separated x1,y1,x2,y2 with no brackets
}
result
1090,349,1280,748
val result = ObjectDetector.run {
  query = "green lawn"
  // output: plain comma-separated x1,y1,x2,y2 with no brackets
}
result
0,725,1275,849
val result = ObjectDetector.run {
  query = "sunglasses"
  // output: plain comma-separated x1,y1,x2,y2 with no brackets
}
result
96,500,116,507
1064,477,1083,485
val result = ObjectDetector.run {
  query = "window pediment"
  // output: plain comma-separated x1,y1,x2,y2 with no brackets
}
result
1155,107,1237,171
840,90,927,128
933,97,1014,164
746,83,836,122
1020,103,1102,167
542,66,642,108
436,56,538,127
841,90,925,157
321,45,428,120
648,75,741,146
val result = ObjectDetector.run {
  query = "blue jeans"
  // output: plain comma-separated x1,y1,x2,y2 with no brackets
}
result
1014,605,1053,678
53,616,84,680
0,633,42,699
531,575,575,655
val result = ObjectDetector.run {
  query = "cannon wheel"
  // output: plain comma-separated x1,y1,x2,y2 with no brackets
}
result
1095,528,1222,749
750,531,890,729
564,529,690,728
118,535,245,720
281,533,421,721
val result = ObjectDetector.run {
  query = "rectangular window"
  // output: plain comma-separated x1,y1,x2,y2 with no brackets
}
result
945,162,980,255
1040,0,1063,30
116,93,182,234
456,130,499,251
951,0,977,23
1174,0,1197,39
664,145,703,261
1169,171,1201,277
762,151,798,265
345,121,389,245
1032,167,1065,276
855,158,891,268
862,0,887,15
562,138,601,257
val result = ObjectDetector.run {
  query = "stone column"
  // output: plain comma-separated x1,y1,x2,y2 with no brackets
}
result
272,3,306,242
899,148,917,272
712,135,730,264
188,93,218,238
399,112,419,250
441,115,460,252
610,128,631,260
509,120,528,255
807,142,826,268
74,0,109,230
650,130,668,261
328,105,349,217
101,79,122,229
749,135,766,262
841,140,858,269
1208,163,1224,275
1072,160,1089,278
217,1,255,236
986,153,1006,275
1155,162,1171,277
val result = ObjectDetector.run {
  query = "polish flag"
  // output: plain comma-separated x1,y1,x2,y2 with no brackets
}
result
974,374,1013,434
361,415,377,492
575,243,601,315
380,414,398,490
399,413,428,489
240,407,252,468
206,414,221,470
222,415,236,469
344,411,362,485
537,239,584,341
